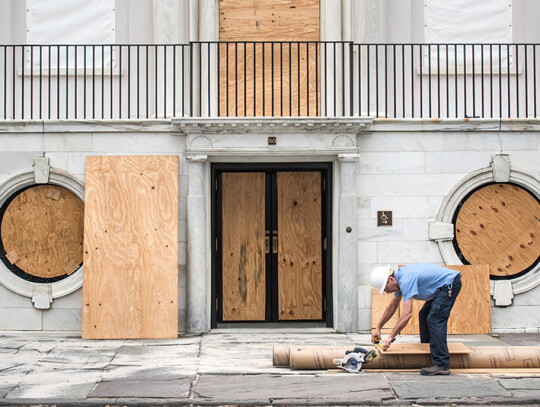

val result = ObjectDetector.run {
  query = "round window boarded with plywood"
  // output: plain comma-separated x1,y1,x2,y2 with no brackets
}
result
0,184,84,283
453,183,540,280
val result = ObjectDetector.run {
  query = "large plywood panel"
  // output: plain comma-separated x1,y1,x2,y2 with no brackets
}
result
1,185,84,279
455,184,540,278
278,171,322,320
82,156,179,339
219,42,320,117
222,173,266,321
372,265,491,335
219,0,320,117
370,288,400,334
219,0,320,41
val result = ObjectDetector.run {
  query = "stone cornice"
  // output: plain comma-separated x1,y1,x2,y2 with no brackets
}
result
173,117,372,135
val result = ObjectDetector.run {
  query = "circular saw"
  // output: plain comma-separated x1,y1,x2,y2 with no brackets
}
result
333,347,375,373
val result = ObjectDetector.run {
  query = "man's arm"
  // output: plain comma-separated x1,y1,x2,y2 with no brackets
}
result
371,295,401,343
382,297,414,349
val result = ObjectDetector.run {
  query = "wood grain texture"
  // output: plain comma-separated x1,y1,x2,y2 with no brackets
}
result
1,185,84,279
219,43,320,117
370,288,400,333
455,183,540,277
222,173,266,321
372,265,491,335
219,0,320,41
278,171,322,320
219,0,320,117
447,265,491,334
82,156,178,339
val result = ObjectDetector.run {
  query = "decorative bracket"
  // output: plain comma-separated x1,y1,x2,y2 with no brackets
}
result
32,284,53,310
492,280,514,307
428,221,454,241
491,154,511,182
33,157,50,184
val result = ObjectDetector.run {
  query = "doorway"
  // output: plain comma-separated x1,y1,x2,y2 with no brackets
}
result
211,163,332,328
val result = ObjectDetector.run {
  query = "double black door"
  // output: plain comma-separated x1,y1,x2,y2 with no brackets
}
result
212,164,332,326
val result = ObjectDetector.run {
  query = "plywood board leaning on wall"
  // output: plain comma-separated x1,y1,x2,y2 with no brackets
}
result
82,156,179,339
371,265,491,335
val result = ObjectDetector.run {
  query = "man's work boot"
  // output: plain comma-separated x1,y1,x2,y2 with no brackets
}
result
420,365,450,376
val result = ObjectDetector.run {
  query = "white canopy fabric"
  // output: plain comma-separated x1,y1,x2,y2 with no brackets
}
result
424,0,512,70
26,0,115,69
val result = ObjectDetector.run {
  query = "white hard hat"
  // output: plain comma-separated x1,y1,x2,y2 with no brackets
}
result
370,265,392,295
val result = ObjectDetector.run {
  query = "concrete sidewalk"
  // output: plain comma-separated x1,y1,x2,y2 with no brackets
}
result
0,328,539,406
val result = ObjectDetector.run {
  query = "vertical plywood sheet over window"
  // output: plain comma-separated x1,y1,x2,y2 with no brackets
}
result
219,0,320,116
277,171,322,320
82,156,179,339
371,265,491,335
222,173,266,321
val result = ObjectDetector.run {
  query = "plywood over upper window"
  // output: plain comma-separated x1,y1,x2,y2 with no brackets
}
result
219,0,320,41
219,0,320,116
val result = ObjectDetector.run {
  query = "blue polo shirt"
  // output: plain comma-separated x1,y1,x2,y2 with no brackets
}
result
394,263,460,301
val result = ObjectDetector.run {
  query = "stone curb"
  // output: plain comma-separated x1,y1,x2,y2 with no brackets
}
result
2,396,540,407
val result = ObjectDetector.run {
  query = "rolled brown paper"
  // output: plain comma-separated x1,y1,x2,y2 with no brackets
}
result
272,343,291,367
279,345,540,370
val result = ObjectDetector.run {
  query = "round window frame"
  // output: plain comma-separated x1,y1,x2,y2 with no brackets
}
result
0,167,85,299
434,165,540,295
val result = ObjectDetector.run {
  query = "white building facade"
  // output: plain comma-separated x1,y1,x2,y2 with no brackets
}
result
0,0,538,334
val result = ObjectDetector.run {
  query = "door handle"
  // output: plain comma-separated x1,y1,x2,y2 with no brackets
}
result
272,236,278,254
265,236,270,254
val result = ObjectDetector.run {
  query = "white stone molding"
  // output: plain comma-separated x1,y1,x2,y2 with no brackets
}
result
177,117,371,333
32,284,52,310
431,154,540,298
336,153,359,332
428,222,454,241
493,280,514,307
332,135,355,147
186,155,208,334
179,117,370,160
492,153,511,182
188,136,213,149
33,157,50,183
0,164,85,306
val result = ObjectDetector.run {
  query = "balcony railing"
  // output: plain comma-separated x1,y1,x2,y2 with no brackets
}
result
1,42,538,120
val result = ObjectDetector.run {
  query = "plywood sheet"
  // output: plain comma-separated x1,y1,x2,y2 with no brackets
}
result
219,0,320,41
82,155,179,339
446,265,491,334
219,43,320,117
372,265,491,335
222,172,266,321
1,185,84,279
219,0,320,117
455,183,540,278
278,171,322,320
370,288,400,334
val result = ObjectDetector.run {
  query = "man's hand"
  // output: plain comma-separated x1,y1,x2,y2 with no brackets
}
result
381,336,395,350
371,329,381,344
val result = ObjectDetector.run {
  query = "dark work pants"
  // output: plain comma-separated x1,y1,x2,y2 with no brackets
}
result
418,275,462,369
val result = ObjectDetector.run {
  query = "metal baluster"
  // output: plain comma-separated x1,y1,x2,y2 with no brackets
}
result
516,44,519,118
507,44,511,118
472,44,476,117
411,45,414,118
428,44,431,118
